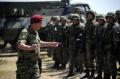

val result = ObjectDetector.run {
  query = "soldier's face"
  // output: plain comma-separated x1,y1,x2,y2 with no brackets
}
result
116,14,120,21
98,19,105,25
86,14,94,21
32,22,42,30
73,19,79,24
54,20,59,25
116,13,120,20
60,19,66,24
106,17,114,23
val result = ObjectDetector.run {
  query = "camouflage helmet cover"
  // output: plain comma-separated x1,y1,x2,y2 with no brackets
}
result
60,16,67,21
68,13,74,20
115,9,120,15
96,14,105,21
106,12,115,20
72,14,80,20
51,16,60,21
86,10,95,18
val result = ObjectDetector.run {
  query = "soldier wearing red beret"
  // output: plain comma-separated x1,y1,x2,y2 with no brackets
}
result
16,15,60,79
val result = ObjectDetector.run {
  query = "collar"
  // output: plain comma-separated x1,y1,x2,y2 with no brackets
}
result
28,26,37,35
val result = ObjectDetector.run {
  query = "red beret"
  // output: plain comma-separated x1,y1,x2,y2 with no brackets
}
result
31,15,43,24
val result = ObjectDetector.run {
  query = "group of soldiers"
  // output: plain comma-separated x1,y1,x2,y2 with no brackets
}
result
44,8,120,79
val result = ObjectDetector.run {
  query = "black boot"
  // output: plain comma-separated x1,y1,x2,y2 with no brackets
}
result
66,72,74,78
51,63,60,69
59,64,66,69
90,69,95,78
111,75,116,79
104,73,110,79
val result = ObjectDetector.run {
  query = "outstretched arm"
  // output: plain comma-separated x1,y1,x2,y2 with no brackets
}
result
40,41,60,48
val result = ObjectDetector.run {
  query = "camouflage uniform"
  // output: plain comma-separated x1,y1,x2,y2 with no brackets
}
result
56,16,69,68
66,14,85,76
115,10,120,70
45,17,56,57
53,16,69,69
16,26,41,79
52,16,61,68
95,15,105,79
67,14,74,26
83,10,96,78
102,12,117,79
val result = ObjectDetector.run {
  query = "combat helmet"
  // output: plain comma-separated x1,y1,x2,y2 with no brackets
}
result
60,16,67,21
52,16,60,21
86,10,95,18
115,9,120,15
115,10,120,20
72,14,80,20
68,13,74,21
106,12,116,21
96,14,105,21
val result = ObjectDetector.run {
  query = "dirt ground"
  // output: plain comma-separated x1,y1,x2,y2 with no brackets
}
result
0,49,80,79
0,48,120,79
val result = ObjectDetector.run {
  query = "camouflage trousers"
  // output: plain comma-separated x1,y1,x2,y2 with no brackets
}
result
84,42,95,72
95,49,104,75
53,46,68,66
68,48,85,73
103,49,117,77
115,46,120,66
16,58,40,79
47,47,55,57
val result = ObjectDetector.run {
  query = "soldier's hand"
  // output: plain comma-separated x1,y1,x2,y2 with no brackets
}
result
31,44,38,50
50,42,60,47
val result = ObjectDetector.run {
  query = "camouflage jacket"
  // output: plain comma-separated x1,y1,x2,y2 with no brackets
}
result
45,22,55,41
17,26,40,61
85,21,96,41
102,23,119,51
95,24,105,50
67,23,85,49
55,23,69,47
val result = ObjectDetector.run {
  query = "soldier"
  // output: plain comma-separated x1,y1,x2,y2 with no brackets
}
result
95,15,105,79
95,14,104,25
45,16,57,57
102,12,117,79
115,10,120,71
51,16,62,69
16,15,59,79
73,7,86,23
53,16,69,69
115,10,120,22
82,10,96,79
67,13,74,25
66,14,85,77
